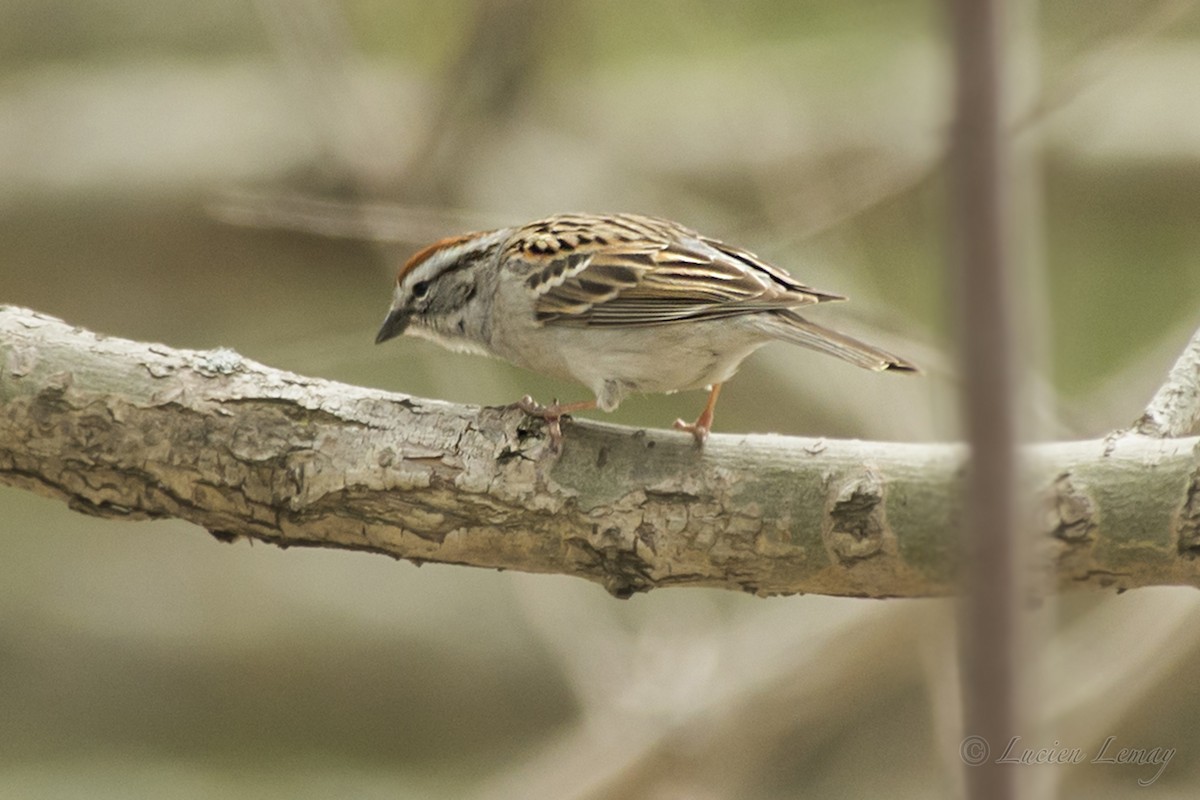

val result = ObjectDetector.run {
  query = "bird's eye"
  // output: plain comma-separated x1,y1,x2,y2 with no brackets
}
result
412,280,430,298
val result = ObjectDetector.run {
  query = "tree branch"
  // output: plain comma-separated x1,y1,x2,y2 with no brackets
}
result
1135,322,1200,438
948,0,1019,793
2,305,1199,598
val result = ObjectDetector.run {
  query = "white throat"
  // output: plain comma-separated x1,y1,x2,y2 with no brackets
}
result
406,325,493,358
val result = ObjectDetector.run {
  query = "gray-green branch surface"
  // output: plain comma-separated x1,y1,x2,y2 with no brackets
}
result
1,305,1198,598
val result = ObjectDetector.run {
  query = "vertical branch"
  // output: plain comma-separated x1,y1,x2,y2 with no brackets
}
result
948,2,1020,800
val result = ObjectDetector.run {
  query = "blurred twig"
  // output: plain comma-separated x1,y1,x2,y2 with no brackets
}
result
1015,0,1197,133
399,0,556,203
763,0,1195,251
476,594,922,800
208,188,504,247
253,0,399,189
948,3,1020,800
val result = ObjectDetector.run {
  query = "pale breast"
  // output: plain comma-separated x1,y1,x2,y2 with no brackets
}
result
488,312,769,410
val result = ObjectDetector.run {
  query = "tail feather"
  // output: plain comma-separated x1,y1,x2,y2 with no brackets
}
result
767,311,919,373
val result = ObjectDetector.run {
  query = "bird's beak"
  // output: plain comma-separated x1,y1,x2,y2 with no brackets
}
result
374,307,409,344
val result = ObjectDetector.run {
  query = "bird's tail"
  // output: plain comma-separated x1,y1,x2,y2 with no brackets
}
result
767,310,919,373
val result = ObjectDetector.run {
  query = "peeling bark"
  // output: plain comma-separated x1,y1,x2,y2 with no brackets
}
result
2,305,1200,598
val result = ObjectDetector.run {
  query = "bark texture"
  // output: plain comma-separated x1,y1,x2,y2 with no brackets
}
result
2,305,1199,598
1135,322,1200,438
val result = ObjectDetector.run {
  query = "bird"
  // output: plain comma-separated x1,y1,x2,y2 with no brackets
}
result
375,213,917,447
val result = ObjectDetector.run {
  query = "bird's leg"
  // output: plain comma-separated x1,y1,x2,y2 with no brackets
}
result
517,396,597,450
673,383,722,445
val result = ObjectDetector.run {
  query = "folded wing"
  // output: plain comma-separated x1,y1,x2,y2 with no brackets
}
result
509,214,844,328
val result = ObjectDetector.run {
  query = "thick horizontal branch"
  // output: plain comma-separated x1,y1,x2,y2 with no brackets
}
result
2,305,1199,598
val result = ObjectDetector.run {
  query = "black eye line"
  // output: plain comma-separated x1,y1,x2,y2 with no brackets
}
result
406,240,499,300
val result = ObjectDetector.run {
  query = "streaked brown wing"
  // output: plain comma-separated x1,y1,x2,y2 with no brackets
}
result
508,214,843,328
701,238,846,302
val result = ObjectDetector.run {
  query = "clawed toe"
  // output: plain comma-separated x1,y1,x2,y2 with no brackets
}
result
672,384,721,446
673,418,710,446
515,396,596,450
517,395,546,416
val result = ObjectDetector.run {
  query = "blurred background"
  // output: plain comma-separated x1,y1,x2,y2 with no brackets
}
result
3,0,1200,797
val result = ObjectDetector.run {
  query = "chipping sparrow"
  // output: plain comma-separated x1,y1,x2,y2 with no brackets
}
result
376,213,917,446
